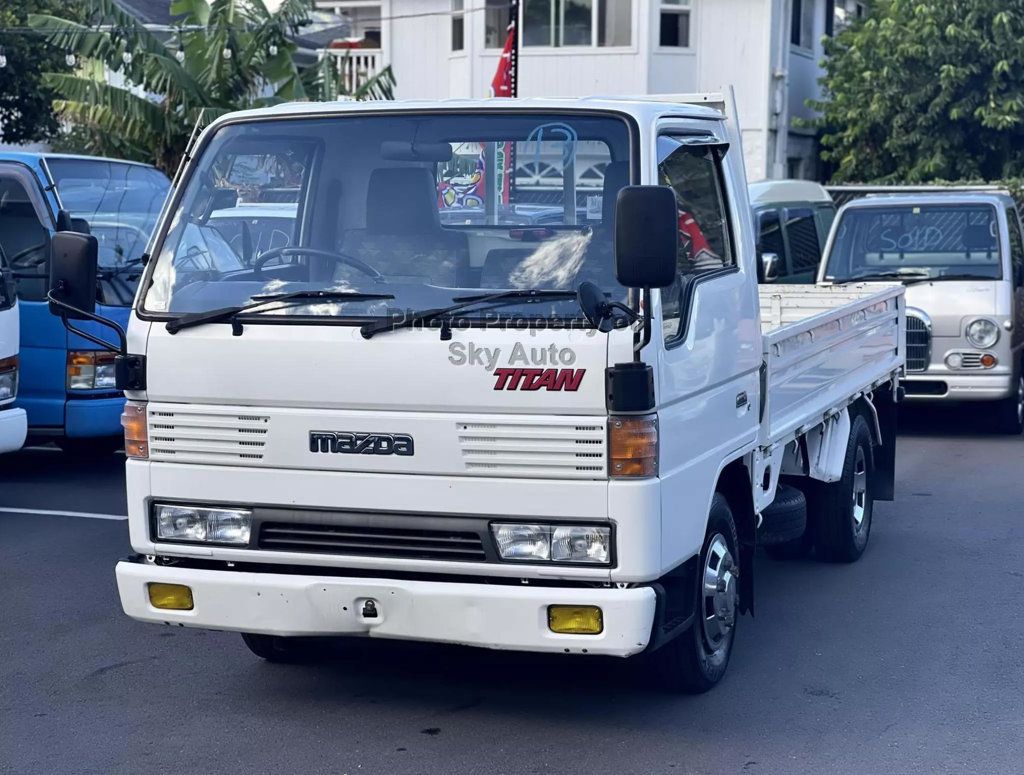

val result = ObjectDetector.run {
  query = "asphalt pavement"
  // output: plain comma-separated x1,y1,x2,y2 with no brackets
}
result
2,407,1023,775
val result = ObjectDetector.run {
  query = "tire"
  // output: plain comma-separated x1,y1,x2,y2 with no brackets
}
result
57,437,123,456
993,368,1024,436
651,493,739,694
815,413,874,563
241,633,316,663
758,484,807,546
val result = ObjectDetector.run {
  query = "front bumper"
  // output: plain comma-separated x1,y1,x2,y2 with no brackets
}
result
902,372,1014,402
0,406,27,453
64,395,125,438
116,558,657,657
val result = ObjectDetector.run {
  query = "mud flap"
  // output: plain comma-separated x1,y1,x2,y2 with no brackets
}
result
872,385,899,501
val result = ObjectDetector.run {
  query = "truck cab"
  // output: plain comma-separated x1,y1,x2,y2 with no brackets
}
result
0,243,26,454
0,153,170,450
48,96,905,693
820,192,1024,433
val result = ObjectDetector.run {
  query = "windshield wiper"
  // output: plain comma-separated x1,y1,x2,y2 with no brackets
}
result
166,290,395,335
360,289,580,339
843,270,933,282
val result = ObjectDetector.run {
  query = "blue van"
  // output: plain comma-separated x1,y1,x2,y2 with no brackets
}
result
0,153,170,452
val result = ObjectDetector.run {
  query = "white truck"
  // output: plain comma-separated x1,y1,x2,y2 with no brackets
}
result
46,95,905,693
0,246,26,454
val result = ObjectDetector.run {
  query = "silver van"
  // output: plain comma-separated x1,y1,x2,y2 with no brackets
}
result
750,180,836,284
820,192,1024,433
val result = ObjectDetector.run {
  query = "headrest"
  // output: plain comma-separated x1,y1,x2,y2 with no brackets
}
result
365,167,439,235
602,161,630,226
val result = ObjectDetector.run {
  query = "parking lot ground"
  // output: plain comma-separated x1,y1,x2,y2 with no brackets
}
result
2,408,1023,775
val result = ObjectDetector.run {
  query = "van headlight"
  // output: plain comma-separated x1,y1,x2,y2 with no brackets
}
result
966,319,1000,349
154,504,252,545
491,523,611,564
0,355,17,400
67,350,117,390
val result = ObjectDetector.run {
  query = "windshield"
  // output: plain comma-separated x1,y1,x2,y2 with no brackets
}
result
824,204,1003,282
143,112,632,323
48,158,171,305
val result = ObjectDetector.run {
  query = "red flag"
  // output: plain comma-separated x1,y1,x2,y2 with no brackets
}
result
490,23,516,98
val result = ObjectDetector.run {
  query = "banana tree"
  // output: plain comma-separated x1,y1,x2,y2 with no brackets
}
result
28,0,396,172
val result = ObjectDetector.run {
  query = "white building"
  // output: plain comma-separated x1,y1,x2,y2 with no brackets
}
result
316,1,863,181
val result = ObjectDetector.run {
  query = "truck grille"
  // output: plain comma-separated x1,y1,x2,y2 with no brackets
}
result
258,522,487,562
149,410,271,463
457,419,606,479
905,314,931,372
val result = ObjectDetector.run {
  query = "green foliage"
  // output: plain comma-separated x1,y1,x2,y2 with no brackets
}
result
27,0,396,171
813,0,1024,183
0,0,83,144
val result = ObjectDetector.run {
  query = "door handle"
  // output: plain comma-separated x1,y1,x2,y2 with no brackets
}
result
736,392,748,408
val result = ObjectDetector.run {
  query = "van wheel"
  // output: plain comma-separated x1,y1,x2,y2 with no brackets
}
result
241,633,315,663
816,414,874,563
650,494,739,694
994,370,1024,435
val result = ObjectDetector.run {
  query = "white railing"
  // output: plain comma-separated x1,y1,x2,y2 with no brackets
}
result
320,48,384,96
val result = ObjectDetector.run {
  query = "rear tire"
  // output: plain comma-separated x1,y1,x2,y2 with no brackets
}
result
815,414,874,563
241,633,316,663
650,494,739,694
993,369,1024,436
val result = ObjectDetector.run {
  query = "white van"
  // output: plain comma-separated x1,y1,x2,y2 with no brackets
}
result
750,180,836,284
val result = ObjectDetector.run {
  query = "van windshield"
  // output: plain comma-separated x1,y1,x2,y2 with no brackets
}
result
824,204,1003,283
143,112,632,322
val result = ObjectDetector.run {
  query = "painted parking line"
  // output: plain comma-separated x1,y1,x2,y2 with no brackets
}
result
0,507,128,521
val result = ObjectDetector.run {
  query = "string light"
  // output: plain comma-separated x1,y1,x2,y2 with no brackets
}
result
65,52,76,66
175,49,185,63
121,50,133,65
221,46,232,60
0,47,6,69
268,43,278,57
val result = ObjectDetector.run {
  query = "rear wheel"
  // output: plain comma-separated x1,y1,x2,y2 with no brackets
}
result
993,369,1024,436
651,494,739,694
816,414,874,563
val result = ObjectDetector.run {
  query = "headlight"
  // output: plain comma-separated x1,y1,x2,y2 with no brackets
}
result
491,523,611,564
154,504,252,545
0,355,17,400
68,350,117,390
966,319,1000,349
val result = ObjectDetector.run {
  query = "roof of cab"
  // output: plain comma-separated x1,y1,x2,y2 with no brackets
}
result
748,179,832,206
209,96,726,128
838,191,1015,211
0,150,160,169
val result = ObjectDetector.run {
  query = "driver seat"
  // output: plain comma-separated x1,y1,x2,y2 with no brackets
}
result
341,167,469,286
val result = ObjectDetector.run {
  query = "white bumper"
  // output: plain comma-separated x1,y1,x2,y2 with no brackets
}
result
116,560,657,657
0,407,27,454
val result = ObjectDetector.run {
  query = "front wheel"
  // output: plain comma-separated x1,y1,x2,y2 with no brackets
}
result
993,370,1024,436
650,493,739,694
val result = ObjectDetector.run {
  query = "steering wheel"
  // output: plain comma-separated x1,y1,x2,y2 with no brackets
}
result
9,242,47,268
253,247,382,280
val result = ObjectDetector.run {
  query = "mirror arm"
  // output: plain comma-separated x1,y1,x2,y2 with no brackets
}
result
47,287,127,355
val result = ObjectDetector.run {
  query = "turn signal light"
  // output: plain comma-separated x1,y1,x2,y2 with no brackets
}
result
980,353,997,369
148,583,194,611
608,414,658,478
548,605,603,635
121,401,148,459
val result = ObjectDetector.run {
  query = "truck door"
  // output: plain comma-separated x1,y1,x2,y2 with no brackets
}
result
0,163,66,429
654,129,761,564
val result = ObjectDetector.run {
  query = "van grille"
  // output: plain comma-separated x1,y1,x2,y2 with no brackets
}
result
457,419,606,479
258,522,486,562
148,410,270,464
905,314,931,372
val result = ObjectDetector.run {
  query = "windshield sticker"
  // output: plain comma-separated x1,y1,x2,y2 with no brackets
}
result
448,342,586,391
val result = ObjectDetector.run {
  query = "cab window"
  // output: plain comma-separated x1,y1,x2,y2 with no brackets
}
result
0,173,51,301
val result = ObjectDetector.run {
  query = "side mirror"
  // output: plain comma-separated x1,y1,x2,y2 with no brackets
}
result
48,231,99,319
760,252,782,283
614,186,678,289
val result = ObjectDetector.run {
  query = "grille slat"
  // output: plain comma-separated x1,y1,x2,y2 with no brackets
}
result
906,314,931,372
456,419,606,479
258,522,486,561
148,410,270,464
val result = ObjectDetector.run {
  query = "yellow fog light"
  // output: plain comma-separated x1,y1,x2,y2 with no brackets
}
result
548,605,603,635
148,583,194,611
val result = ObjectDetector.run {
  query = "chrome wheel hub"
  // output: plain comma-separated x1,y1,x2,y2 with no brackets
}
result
702,534,738,650
852,446,868,533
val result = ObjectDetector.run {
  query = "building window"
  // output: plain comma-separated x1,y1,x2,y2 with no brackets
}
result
452,0,465,51
329,4,383,48
659,0,691,48
523,0,632,47
485,0,511,47
791,0,815,48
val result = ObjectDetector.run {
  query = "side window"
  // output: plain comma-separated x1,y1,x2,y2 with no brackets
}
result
0,174,51,301
756,209,787,278
657,137,734,342
784,207,822,273
1006,207,1024,286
